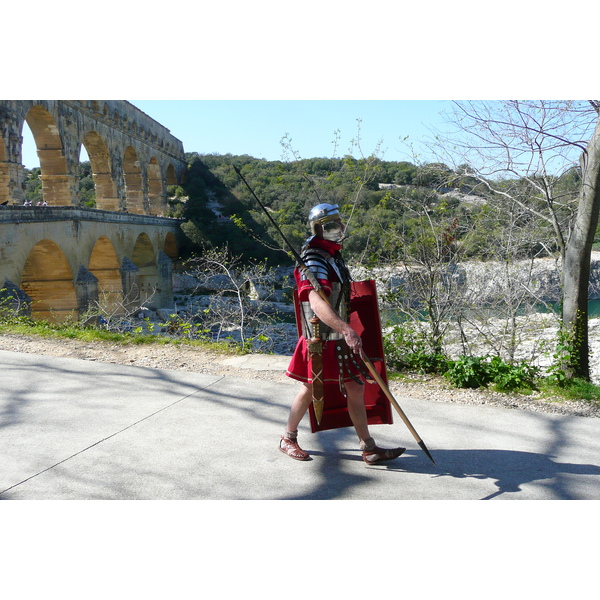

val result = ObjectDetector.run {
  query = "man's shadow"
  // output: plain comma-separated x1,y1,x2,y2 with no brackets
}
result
385,449,600,499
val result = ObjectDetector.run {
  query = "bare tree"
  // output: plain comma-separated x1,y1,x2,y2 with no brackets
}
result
562,103,600,378
377,195,465,355
80,288,157,333
426,100,600,380
466,194,558,360
184,245,293,351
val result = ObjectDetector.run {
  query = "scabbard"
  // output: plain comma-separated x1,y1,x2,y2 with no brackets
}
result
308,317,325,424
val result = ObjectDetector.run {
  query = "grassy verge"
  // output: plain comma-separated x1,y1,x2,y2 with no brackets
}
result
4,317,600,407
537,378,600,404
0,317,244,355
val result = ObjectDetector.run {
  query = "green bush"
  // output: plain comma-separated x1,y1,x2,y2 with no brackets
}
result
444,356,492,388
486,356,540,391
444,355,540,391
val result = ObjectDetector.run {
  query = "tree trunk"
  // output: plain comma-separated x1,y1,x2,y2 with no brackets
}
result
562,115,600,379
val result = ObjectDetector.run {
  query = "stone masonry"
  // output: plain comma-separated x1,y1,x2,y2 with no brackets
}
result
0,100,186,213
0,205,183,320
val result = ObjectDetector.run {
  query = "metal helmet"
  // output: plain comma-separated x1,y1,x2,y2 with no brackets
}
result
308,203,341,235
308,203,347,243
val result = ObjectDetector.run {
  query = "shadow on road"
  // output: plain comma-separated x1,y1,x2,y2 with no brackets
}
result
366,448,600,500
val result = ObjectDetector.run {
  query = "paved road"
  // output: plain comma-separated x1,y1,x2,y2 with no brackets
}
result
2,349,600,500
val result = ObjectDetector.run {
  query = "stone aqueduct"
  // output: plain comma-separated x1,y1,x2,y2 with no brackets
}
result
0,100,188,320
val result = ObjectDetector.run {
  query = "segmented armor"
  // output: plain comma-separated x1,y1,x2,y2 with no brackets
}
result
298,244,352,341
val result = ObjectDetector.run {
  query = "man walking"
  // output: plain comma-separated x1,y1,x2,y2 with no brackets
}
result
280,203,405,464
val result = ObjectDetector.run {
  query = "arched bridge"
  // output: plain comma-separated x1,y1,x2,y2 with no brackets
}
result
0,100,186,212
0,100,188,320
0,206,182,321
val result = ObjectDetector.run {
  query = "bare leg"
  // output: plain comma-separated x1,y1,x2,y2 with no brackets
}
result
282,379,404,464
345,380,371,443
286,380,370,441
286,383,313,433
346,380,405,464
279,383,313,461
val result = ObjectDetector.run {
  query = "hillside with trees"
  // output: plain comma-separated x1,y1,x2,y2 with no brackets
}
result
171,151,590,267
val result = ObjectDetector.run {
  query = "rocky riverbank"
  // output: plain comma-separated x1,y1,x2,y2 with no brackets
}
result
169,254,600,384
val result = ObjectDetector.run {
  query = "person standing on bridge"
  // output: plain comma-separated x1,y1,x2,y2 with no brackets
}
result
280,203,405,464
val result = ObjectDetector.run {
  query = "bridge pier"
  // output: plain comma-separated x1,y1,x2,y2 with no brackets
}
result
0,160,25,205
157,251,174,308
38,172,79,206
75,266,99,316
120,257,141,312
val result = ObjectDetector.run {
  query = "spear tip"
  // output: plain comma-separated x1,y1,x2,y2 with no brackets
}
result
418,440,436,465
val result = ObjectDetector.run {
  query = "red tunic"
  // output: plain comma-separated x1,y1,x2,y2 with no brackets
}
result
286,237,351,384
286,337,348,384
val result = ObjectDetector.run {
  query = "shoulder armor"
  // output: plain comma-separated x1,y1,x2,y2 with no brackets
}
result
301,250,330,281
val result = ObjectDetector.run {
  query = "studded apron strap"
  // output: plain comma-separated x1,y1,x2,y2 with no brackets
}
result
334,340,375,397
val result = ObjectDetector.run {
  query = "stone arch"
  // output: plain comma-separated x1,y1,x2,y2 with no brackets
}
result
2,100,187,209
166,163,178,185
148,156,164,215
132,232,157,305
21,239,77,321
89,236,124,312
123,146,145,214
132,232,156,268
24,105,72,206
82,131,119,211
164,231,178,260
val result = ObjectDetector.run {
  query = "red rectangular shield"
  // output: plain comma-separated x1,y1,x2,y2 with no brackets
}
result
294,280,394,433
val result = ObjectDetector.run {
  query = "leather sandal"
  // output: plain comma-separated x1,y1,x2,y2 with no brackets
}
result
362,445,406,465
279,436,310,461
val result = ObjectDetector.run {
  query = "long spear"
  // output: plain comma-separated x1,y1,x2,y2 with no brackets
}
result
233,165,436,465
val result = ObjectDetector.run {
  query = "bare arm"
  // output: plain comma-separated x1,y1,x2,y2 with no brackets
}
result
308,290,362,353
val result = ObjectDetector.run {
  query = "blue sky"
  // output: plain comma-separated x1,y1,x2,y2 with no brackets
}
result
132,100,452,162
20,100,453,168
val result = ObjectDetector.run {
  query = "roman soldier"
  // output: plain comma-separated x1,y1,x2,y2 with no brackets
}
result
280,203,406,464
